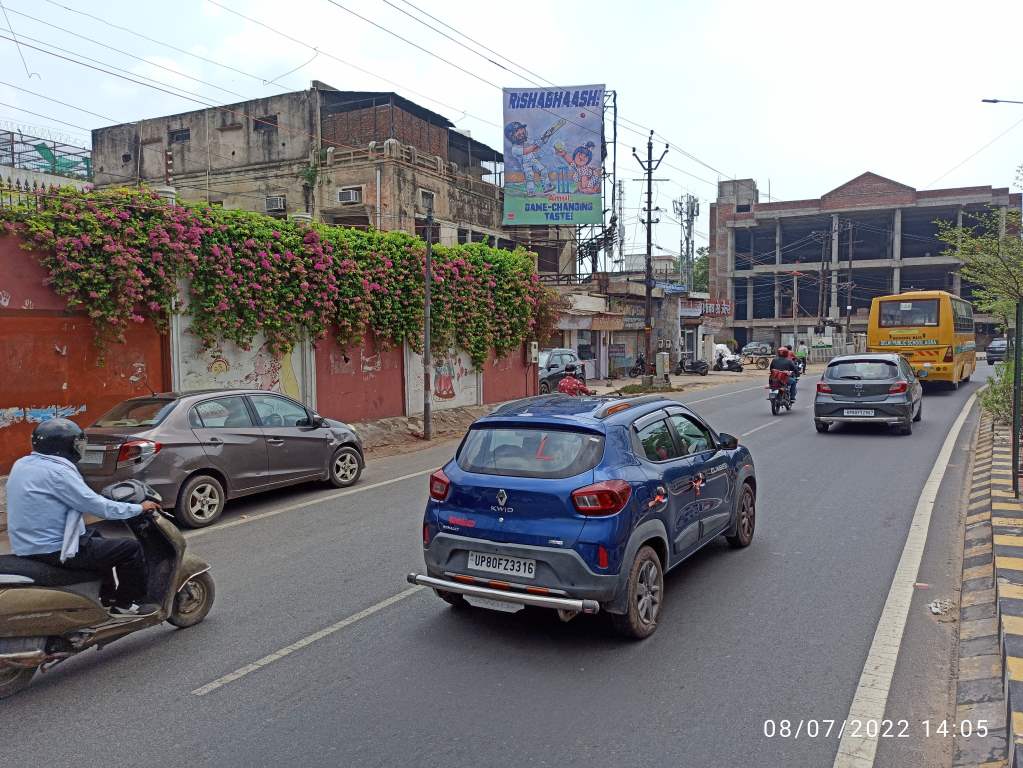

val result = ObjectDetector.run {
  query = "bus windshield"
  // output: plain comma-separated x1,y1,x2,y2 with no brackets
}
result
879,299,939,328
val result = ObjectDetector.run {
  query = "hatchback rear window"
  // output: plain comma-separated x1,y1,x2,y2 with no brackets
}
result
826,361,898,381
990,340,1008,348
457,427,604,479
92,398,176,428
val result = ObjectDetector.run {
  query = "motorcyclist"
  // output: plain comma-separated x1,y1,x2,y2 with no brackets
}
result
769,348,799,402
6,418,161,617
557,364,595,396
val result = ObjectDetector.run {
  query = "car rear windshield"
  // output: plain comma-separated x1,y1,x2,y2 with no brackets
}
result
457,427,604,479
92,398,177,428
879,299,939,327
990,340,1008,348
826,361,899,381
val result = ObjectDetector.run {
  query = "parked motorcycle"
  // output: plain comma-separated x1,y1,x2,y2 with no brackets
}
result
0,480,215,699
628,354,648,378
712,352,744,373
674,356,710,376
767,370,794,415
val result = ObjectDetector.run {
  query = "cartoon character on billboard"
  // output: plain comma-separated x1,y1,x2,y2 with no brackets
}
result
554,140,601,194
504,120,555,197
433,357,456,400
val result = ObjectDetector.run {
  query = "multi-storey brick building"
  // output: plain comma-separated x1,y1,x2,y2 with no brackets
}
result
708,173,1023,348
91,81,576,274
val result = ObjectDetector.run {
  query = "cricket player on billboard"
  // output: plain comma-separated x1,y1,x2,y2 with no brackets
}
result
502,85,605,226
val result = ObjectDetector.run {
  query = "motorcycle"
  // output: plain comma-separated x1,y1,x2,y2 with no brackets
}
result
628,354,648,378
0,480,215,699
767,369,794,415
674,356,709,376
712,352,744,373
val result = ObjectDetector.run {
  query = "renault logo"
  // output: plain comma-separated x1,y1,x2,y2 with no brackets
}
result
496,489,508,506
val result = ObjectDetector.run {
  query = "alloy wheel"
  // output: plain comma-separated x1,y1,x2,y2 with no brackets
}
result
334,452,359,483
739,489,755,541
636,559,662,625
188,483,221,523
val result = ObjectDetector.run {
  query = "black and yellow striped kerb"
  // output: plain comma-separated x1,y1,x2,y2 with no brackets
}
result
954,415,1008,768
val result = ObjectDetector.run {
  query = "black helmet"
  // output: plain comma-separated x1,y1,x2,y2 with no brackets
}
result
31,418,87,463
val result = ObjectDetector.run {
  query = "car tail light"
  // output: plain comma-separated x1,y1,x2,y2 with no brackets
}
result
943,347,954,363
116,439,161,467
816,381,832,394
429,469,450,501
422,523,431,546
889,380,908,394
597,545,609,569
571,479,632,516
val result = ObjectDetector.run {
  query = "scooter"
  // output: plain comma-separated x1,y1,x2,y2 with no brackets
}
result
0,480,215,699
674,356,710,376
712,352,744,373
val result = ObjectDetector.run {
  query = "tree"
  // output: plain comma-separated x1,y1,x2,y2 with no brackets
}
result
693,246,709,292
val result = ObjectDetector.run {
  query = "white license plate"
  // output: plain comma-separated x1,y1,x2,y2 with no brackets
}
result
844,409,875,417
78,448,105,466
769,389,779,395
464,596,524,613
466,551,536,579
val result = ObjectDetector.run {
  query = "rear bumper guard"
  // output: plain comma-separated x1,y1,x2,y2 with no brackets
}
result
407,573,600,615
816,415,905,424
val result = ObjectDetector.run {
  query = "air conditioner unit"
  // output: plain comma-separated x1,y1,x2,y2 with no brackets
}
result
265,195,286,213
337,187,362,204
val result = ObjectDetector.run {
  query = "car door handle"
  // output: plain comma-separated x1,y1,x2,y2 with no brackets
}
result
205,436,223,445
266,438,285,445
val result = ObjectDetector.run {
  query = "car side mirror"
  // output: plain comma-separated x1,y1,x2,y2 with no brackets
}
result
717,432,739,451
547,363,558,371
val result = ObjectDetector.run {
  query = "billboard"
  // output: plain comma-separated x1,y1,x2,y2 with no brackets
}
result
502,85,604,226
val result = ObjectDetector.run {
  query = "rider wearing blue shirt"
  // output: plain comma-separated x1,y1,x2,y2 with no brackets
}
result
6,419,160,616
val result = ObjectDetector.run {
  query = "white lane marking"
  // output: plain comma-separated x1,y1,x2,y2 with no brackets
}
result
740,421,780,438
688,384,765,404
833,392,977,768
184,468,436,539
191,586,424,696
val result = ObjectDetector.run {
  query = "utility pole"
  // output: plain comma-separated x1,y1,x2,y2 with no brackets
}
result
616,179,625,270
423,203,434,441
792,272,799,345
846,222,854,342
1014,300,1022,498
633,131,669,376
673,193,699,290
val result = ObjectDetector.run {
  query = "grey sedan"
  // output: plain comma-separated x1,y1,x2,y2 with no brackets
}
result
79,389,364,527
813,354,923,436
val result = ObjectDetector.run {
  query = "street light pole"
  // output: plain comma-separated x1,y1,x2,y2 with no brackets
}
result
983,97,1023,496
423,204,434,441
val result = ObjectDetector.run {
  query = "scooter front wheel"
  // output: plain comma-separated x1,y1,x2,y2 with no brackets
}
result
168,571,216,629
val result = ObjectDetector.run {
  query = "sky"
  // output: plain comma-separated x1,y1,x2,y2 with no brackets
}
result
1,0,1021,264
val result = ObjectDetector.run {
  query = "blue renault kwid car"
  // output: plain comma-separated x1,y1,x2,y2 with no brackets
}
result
408,394,757,639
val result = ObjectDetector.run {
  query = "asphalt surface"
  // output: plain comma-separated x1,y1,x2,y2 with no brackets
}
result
0,366,989,768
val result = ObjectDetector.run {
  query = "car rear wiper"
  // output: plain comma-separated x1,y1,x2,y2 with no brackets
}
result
838,375,863,380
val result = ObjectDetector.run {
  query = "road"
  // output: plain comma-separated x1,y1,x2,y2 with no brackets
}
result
0,367,988,768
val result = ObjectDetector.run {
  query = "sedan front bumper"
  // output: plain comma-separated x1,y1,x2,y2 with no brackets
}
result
407,573,600,614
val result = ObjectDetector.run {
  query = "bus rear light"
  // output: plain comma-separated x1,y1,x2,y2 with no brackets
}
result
943,347,954,363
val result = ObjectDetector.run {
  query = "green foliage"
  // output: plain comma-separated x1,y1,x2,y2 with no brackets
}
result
693,246,709,292
0,186,555,367
936,209,1023,301
981,360,1014,424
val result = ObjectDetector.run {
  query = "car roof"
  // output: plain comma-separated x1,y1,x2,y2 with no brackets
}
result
480,394,685,430
121,388,286,403
826,353,903,364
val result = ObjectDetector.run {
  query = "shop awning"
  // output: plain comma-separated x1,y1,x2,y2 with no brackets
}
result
557,309,625,331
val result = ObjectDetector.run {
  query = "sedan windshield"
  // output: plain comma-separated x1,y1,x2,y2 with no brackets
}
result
826,361,899,381
92,398,176,428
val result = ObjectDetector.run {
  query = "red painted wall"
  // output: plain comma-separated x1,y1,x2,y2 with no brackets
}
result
0,237,168,474
484,347,537,404
314,332,405,424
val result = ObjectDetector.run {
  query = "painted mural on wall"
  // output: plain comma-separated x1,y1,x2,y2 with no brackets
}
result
0,404,87,430
405,344,480,415
178,330,305,401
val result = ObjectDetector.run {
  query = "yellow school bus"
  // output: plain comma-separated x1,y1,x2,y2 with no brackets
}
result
866,290,976,388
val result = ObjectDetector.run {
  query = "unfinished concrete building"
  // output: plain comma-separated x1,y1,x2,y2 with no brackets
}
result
708,173,1023,349
91,82,576,274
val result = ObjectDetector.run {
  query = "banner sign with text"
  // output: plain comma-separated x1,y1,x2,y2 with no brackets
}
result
502,85,604,226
